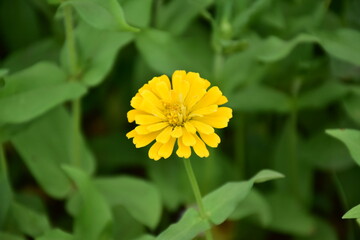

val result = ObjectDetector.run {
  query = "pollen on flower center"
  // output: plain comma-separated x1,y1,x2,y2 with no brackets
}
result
163,102,186,126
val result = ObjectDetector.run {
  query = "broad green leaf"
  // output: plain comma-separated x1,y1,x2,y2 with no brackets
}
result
0,146,12,227
36,229,73,240
2,39,60,73
112,206,145,240
257,34,318,62
326,129,360,167
63,0,139,32
0,62,86,125
229,190,271,226
62,166,113,240
0,123,32,144
0,232,25,240
298,81,349,110
300,133,354,171
73,23,133,86
343,204,360,219
317,28,360,66
135,28,212,76
229,85,291,113
95,176,162,229
344,93,360,125
267,193,315,236
295,218,337,240
157,0,212,35
12,107,95,198
10,202,50,237
156,208,210,240
204,169,284,225
120,0,153,28
134,235,156,240
232,0,272,32
156,170,283,240
0,69,8,88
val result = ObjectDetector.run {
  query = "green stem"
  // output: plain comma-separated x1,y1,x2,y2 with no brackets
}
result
71,99,82,167
234,112,245,180
183,158,213,240
0,145,8,179
63,4,78,76
63,5,81,167
289,98,299,199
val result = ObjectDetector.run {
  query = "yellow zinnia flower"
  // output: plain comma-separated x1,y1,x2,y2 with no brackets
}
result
126,70,232,160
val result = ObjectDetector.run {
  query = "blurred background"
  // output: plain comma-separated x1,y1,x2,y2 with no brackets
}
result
1,0,360,239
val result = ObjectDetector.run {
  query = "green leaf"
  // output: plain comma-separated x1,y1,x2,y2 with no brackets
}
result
62,166,113,240
344,93,360,125
295,218,337,240
11,107,95,198
119,0,153,28
0,232,25,240
229,85,291,113
63,0,139,32
267,192,315,236
156,208,210,240
326,129,360,167
343,204,360,219
95,176,162,229
0,62,86,125
317,28,360,66
135,28,212,76
112,206,145,240
298,81,349,110
73,23,133,87
134,235,156,240
2,39,61,73
204,169,284,225
0,147,12,227
156,170,283,240
257,34,318,62
156,0,212,35
229,190,271,226
0,69,8,88
300,133,355,171
36,229,73,240
11,202,50,237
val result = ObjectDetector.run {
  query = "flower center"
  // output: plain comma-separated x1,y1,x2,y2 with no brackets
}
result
163,102,186,126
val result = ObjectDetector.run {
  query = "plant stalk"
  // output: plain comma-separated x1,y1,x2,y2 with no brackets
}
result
63,5,81,167
183,158,213,240
0,145,8,179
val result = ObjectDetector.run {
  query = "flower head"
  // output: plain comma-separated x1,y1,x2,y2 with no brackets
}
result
126,70,232,160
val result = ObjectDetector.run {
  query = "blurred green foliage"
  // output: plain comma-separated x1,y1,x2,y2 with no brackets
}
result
1,0,360,239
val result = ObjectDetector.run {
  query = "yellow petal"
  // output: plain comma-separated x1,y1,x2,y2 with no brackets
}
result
191,86,223,110
176,138,191,158
171,126,183,138
126,129,137,139
189,120,214,134
193,134,209,158
147,122,168,132
156,126,173,143
133,131,158,148
156,81,171,101
189,105,218,117
149,142,162,160
184,122,196,134
158,137,176,158
200,132,220,148
182,128,196,146
135,114,163,125
130,93,143,109
217,95,228,105
127,109,143,123
135,125,150,134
